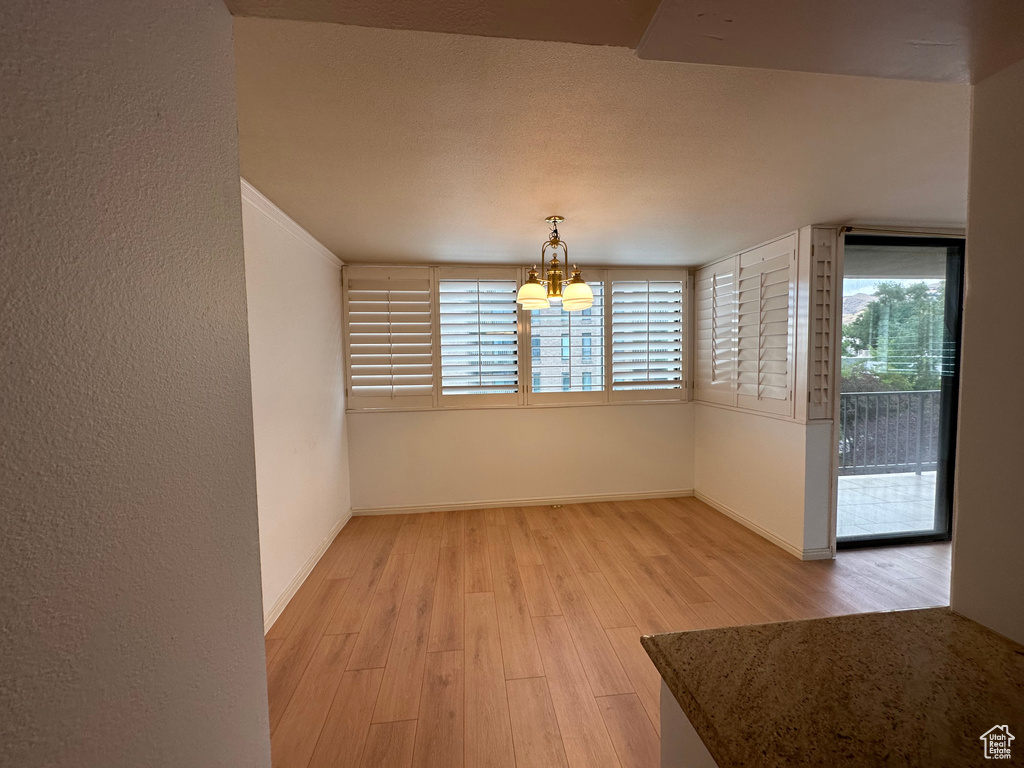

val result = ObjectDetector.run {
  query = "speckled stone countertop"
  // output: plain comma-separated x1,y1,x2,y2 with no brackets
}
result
642,607,1024,766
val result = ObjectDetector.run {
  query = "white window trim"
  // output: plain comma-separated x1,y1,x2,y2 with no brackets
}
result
343,263,692,412
690,227,839,425
605,267,690,404
435,266,523,408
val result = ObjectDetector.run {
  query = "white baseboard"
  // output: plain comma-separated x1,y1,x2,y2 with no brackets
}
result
693,491,834,561
263,510,353,634
352,488,695,517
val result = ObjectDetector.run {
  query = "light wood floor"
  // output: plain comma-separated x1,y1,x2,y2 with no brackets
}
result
265,497,952,768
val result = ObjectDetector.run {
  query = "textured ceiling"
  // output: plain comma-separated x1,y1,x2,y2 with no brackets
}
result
234,19,970,266
639,0,1024,84
225,0,660,47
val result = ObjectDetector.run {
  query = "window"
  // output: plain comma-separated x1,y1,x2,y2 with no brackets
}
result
735,234,796,414
529,282,605,399
694,259,737,405
344,266,689,410
344,266,434,409
610,276,685,401
438,274,519,404
693,233,798,415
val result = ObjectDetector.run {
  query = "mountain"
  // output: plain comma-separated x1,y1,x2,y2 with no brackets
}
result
843,293,874,325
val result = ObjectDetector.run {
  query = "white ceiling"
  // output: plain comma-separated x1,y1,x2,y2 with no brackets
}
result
234,19,970,266
638,0,1024,84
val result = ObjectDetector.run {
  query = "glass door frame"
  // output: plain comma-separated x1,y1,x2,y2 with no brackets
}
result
834,233,965,550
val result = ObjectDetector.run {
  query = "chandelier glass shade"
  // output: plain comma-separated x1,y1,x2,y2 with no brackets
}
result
515,216,593,312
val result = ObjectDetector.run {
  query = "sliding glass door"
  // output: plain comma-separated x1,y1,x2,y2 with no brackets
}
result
836,235,964,547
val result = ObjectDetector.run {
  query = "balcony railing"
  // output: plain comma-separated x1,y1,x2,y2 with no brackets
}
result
838,390,941,476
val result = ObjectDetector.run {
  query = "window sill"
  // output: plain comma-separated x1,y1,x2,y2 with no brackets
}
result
346,396,691,414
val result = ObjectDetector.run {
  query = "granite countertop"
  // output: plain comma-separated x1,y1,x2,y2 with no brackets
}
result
642,607,1024,766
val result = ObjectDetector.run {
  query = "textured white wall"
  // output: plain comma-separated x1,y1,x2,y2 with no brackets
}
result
694,404,831,557
347,403,694,512
241,183,352,625
0,2,270,766
951,56,1024,644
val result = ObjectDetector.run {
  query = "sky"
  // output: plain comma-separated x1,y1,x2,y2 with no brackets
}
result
843,278,943,297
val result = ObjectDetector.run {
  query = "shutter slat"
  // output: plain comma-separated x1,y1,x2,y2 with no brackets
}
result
439,278,520,396
610,279,684,392
346,267,435,402
736,242,793,404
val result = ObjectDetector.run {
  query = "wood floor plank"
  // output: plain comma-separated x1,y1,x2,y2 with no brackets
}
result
689,599,739,629
466,510,493,593
519,564,562,618
412,650,464,768
505,507,543,567
308,667,385,768
533,529,633,697
327,516,405,635
361,720,417,768
328,516,384,580
597,694,660,768
267,500,952,768
486,525,545,680
347,554,415,670
506,677,569,768
441,510,466,548
605,627,661,737
602,502,668,558
532,615,622,768
419,510,444,541
644,555,713,604
267,526,353,639
465,593,516,768
393,519,424,556
548,508,601,574
576,571,634,630
428,546,465,653
268,577,352,732
271,633,357,768
588,540,673,635
691,575,774,626
485,507,507,526
374,535,441,722
266,636,285,668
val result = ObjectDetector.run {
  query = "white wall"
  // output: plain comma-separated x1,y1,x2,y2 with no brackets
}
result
348,403,694,512
241,182,352,628
0,2,270,766
693,405,832,558
951,56,1024,645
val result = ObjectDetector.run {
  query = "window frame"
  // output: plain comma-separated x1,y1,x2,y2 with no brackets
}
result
434,266,524,408
343,263,692,412
343,265,436,410
523,267,608,405
606,267,690,404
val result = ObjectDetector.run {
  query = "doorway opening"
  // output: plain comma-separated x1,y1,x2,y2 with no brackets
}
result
836,235,964,548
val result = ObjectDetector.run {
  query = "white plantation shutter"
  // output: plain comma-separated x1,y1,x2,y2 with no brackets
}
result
344,265,434,409
808,231,836,420
609,271,687,402
438,269,520,405
735,235,797,415
693,258,737,405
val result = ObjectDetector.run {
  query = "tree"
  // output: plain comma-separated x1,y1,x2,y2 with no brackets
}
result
842,281,946,392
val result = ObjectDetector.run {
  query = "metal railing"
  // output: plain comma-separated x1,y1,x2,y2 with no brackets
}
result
838,390,940,476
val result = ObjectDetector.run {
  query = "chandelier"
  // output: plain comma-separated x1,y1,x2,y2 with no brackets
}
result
515,216,594,311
